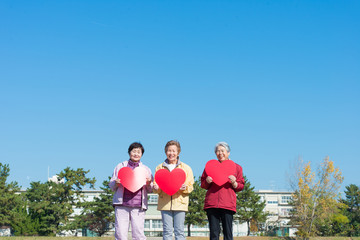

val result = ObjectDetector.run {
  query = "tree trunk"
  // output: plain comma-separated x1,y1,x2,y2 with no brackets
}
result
247,221,250,236
187,224,191,237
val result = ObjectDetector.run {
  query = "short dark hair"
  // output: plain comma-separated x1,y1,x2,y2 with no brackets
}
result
128,142,145,155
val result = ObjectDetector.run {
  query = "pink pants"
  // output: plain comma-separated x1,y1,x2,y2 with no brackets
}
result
115,206,146,240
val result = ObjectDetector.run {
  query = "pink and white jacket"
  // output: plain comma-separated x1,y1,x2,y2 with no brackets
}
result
109,161,153,210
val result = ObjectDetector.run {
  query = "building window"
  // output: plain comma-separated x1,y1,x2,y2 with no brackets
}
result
144,220,150,229
280,208,291,217
267,200,278,204
148,195,158,204
152,220,162,229
281,195,292,204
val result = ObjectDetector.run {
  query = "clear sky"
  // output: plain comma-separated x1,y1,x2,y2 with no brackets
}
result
1,0,359,192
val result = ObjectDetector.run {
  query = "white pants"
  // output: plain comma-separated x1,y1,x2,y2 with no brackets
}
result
115,206,146,240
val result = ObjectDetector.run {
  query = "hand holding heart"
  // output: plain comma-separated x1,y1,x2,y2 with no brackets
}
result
154,168,186,196
118,166,148,193
205,159,236,186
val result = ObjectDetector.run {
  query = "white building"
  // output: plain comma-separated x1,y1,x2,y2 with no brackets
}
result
77,190,295,237
257,190,296,237
16,189,295,237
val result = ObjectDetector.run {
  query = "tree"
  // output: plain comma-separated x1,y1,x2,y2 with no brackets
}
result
341,184,360,236
11,195,40,236
74,178,114,236
235,175,268,236
57,167,96,231
26,167,96,235
0,163,22,228
289,156,343,239
316,210,349,236
185,177,207,236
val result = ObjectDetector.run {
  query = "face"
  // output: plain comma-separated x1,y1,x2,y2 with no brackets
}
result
216,146,230,162
166,145,179,163
129,148,143,162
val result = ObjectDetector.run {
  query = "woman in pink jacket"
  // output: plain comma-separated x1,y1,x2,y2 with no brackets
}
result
201,142,244,240
109,142,153,240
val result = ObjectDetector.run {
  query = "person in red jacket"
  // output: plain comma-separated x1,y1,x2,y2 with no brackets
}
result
201,142,245,240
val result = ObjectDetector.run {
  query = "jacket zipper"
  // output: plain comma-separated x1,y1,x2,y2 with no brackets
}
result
170,195,173,210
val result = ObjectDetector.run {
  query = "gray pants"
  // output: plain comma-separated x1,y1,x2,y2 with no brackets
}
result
161,210,186,240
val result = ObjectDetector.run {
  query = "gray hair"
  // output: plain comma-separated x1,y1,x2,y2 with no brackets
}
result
214,141,230,153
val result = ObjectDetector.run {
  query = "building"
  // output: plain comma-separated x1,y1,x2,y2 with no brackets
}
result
76,190,295,237
257,190,296,237
16,189,295,237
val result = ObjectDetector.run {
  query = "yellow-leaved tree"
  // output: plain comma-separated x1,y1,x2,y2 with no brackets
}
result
289,156,344,239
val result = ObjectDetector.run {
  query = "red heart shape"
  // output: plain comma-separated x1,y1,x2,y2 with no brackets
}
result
155,168,186,196
205,159,236,186
118,167,147,193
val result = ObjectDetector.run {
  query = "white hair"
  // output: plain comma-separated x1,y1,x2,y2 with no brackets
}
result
214,141,230,153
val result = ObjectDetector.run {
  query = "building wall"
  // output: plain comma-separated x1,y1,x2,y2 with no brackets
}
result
257,190,296,236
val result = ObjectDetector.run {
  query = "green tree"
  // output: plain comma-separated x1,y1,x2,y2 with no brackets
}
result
342,184,360,236
74,178,114,236
0,163,22,228
26,167,96,235
185,177,207,236
316,210,349,236
26,181,66,235
57,167,96,231
289,156,343,239
11,195,40,236
235,175,268,236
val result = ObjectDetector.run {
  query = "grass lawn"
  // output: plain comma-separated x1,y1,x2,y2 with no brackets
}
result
1,237,360,240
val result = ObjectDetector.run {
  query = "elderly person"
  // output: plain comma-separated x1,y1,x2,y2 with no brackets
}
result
201,142,245,240
109,142,153,240
153,140,194,240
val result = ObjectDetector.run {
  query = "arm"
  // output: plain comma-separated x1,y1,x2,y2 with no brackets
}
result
234,164,245,192
109,164,121,192
152,165,163,194
145,166,154,192
201,169,212,190
181,165,194,194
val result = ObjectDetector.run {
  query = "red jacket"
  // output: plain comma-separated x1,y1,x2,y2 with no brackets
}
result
201,161,244,213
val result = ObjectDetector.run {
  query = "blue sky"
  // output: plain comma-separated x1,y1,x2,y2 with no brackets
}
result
1,0,359,192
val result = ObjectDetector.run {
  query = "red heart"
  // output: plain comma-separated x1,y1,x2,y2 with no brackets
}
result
155,168,186,196
118,167,148,193
205,159,236,186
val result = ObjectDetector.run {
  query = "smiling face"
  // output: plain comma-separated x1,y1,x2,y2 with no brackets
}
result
216,146,230,162
166,145,179,164
129,147,143,162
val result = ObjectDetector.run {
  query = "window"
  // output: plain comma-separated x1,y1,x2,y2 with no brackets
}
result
148,195,158,204
144,220,150,229
280,208,291,216
152,220,162,229
281,195,292,204
267,200,278,204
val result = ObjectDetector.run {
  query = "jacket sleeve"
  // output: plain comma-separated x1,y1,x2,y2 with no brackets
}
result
182,164,194,194
234,164,245,192
145,166,154,192
152,165,164,195
201,168,211,190
109,164,121,192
